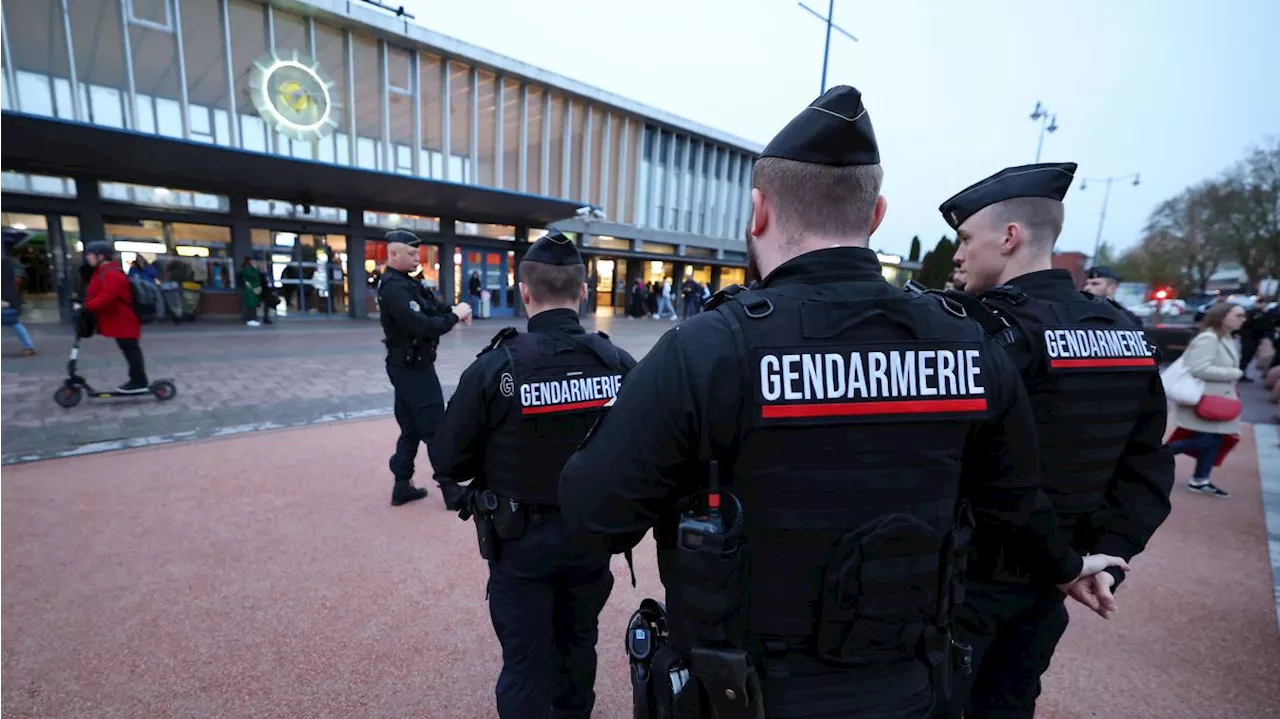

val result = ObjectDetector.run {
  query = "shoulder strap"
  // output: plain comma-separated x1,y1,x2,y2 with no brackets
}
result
477,326,519,357
705,284,774,319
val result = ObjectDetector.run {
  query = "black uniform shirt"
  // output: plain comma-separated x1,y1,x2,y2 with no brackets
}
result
377,268,459,348
985,270,1174,587
433,308,638,486
560,248,1083,584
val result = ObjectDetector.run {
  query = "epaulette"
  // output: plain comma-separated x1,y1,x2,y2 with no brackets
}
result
937,289,1018,347
477,327,519,357
704,284,773,318
983,283,1029,306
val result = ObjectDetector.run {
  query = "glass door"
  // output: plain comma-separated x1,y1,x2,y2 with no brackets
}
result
259,231,348,317
460,248,513,318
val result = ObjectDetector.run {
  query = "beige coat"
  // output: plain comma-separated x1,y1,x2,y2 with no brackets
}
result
1171,330,1242,435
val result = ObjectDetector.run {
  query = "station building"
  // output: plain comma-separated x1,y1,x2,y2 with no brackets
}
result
0,0,913,322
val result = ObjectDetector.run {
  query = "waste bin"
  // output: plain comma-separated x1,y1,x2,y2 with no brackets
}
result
479,289,492,319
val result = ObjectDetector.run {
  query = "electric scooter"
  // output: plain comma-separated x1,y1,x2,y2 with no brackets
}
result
52,333,177,408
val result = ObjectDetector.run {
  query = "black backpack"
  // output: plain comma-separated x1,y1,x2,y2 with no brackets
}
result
128,273,162,321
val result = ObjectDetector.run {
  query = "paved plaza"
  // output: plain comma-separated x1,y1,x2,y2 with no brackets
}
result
0,315,674,465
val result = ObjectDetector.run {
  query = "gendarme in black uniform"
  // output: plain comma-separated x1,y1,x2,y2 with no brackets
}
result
432,232,638,718
936,165,1175,718
559,87,1085,719
378,230,463,506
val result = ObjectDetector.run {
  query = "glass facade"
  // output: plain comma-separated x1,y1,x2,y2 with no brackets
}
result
1,0,753,258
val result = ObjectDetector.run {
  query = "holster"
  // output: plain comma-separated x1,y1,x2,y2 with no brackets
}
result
930,501,975,707
490,494,528,541
689,647,765,719
471,490,501,561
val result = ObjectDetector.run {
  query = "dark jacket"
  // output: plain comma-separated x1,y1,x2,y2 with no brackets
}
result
1,255,21,312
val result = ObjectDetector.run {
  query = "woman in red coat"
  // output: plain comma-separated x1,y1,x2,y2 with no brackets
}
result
81,241,149,392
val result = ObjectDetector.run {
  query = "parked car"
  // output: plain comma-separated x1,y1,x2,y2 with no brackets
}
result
1146,313,1197,362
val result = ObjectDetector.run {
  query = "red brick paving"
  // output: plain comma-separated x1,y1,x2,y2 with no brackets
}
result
2,420,1278,718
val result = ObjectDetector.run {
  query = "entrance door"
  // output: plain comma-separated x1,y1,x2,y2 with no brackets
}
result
258,231,348,317
1,212,80,323
459,248,513,318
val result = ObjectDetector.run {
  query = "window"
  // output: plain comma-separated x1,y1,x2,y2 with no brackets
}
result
100,182,229,212
419,53,444,179
352,34,381,170
588,108,605,207
388,46,415,175
313,21,349,165
569,100,585,200
546,95,565,197
127,0,171,31
2,172,77,197
106,220,232,289
501,78,520,191
525,87,545,194
448,61,472,183
228,0,268,152
248,199,347,223
456,222,515,240
365,211,440,233
475,70,498,187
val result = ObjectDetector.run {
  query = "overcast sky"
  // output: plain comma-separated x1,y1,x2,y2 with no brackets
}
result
400,0,1279,260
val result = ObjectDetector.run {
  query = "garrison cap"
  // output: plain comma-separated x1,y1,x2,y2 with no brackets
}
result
939,162,1078,230
523,230,582,266
384,230,422,247
758,85,880,166
1087,266,1121,282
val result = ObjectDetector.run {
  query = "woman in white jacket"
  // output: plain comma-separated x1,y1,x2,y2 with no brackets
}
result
1166,302,1247,497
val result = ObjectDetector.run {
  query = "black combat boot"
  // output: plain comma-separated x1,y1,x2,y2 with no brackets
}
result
391,482,428,506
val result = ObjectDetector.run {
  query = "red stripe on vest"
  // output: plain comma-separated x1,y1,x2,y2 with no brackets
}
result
1049,357,1155,369
522,398,611,415
761,398,988,419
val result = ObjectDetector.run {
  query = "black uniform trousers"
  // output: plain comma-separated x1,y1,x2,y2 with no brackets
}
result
943,580,1069,719
386,363,444,485
487,509,613,719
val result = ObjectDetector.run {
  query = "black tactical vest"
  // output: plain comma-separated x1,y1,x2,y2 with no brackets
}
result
702,283,992,658
981,287,1155,538
482,329,627,505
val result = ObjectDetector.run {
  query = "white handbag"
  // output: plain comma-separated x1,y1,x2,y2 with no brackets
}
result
1161,356,1205,406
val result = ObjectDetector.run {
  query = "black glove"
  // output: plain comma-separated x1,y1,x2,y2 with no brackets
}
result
440,482,472,518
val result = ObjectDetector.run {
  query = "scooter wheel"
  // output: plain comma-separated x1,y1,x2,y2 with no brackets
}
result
53,385,83,408
151,380,178,401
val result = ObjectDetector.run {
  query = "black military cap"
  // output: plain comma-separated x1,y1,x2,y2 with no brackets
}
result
523,230,582,266
1087,266,1121,282
758,85,880,166
939,162,1078,230
385,230,421,247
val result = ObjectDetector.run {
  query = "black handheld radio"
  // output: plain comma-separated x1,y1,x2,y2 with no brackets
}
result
677,460,726,552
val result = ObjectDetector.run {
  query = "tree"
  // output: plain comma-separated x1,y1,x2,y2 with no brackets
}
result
1141,184,1226,294
917,235,956,288
908,235,922,262
1093,241,1116,268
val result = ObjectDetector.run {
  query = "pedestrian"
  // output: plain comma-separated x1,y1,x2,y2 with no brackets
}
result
240,257,263,327
258,261,276,325
938,163,1175,718
378,230,473,507
655,278,676,320
2,251,37,356
1165,301,1246,498
80,241,149,392
559,86,1125,719
469,270,483,317
434,230,637,718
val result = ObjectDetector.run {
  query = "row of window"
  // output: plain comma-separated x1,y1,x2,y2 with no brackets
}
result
0,0,754,240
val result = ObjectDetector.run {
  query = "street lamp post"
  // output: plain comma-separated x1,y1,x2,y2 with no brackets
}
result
1029,101,1059,163
1080,173,1141,266
797,1,858,94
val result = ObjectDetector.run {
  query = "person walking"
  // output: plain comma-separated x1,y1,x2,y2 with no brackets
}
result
2,252,37,356
1166,301,1247,498
240,257,264,327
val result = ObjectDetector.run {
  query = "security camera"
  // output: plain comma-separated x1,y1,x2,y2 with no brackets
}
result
590,207,606,220
575,206,592,217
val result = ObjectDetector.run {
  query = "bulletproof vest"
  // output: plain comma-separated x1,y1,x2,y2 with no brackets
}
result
981,286,1155,535
379,274,441,361
482,329,627,505
707,284,992,651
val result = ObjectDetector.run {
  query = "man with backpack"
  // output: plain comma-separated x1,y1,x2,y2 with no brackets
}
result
80,241,149,392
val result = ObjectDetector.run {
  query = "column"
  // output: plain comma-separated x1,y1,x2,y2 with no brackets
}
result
438,219,458,305
74,174,106,248
228,193,252,262
710,265,722,293
512,225,529,318
346,208,368,319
